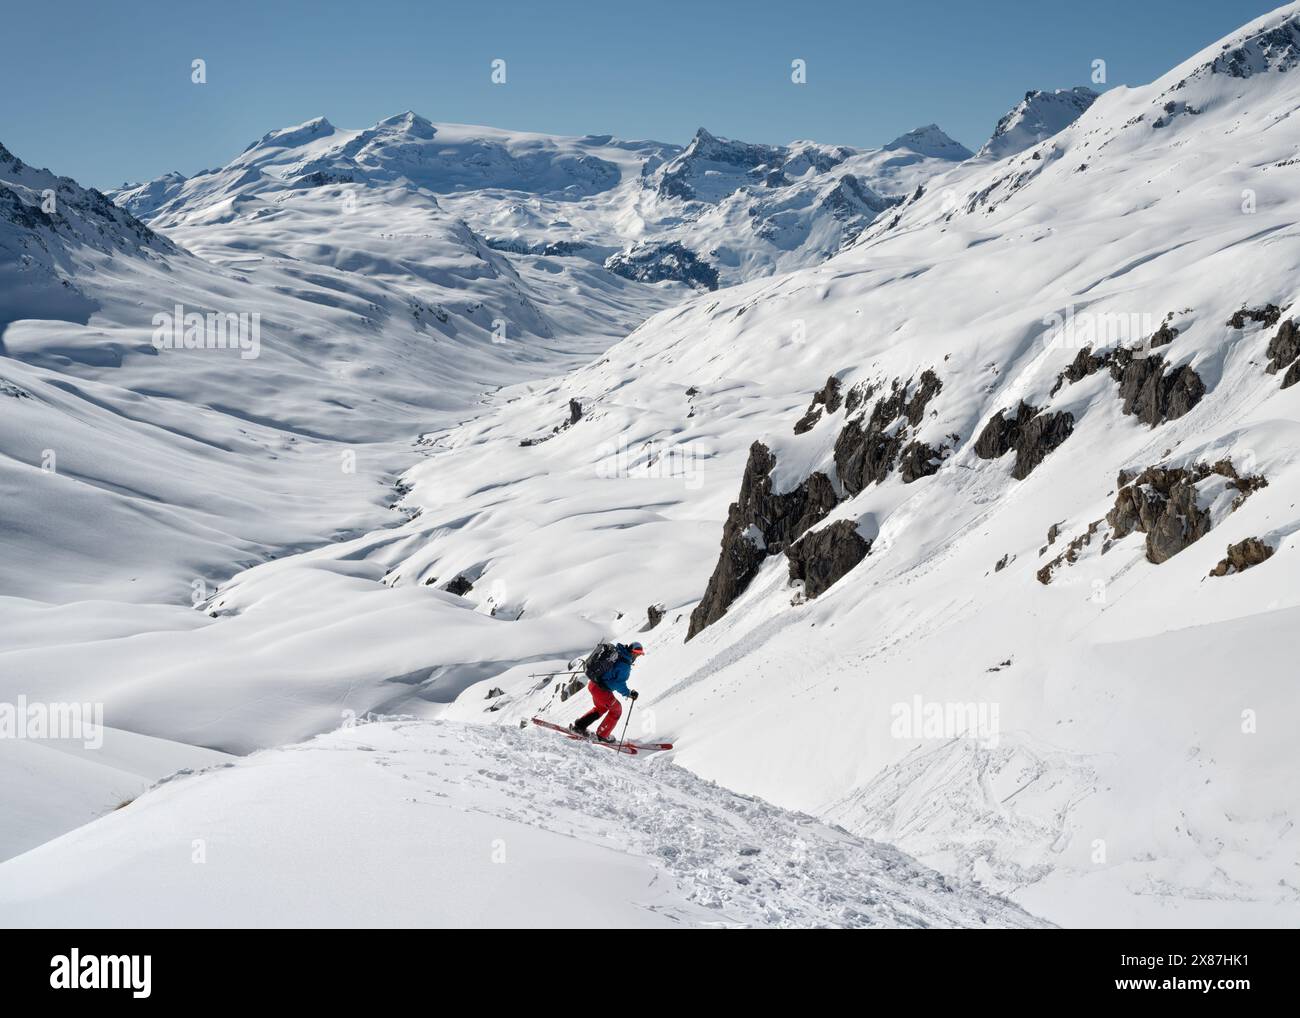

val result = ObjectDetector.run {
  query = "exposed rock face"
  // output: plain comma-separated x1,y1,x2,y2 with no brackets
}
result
1115,355,1205,426
1108,461,1266,564
1048,336,1205,428
815,174,896,240
521,397,585,446
1038,461,1268,583
646,603,665,630
793,376,843,435
1226,304,1282,329
835,370,943,494
444,574,475,596
1265,319,1300,387
786,520,872,599
973,401,1075,480
1149,322,1179,347
898,440,944,483
692,371,947,638
843,380,873,416
1050,347,1112,393
558,675,585,702
604,241,719,291
1037,520,1103,584
653,128,793,202
687,442,838,639
1199,17,1300,80
977,87,1099,161
1109,468,1213,564
1209,537,1274,576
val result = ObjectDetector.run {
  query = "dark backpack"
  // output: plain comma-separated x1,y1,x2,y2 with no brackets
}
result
584,642,619,686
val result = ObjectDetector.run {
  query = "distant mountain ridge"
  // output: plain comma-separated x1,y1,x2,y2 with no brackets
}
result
110,110,1020,290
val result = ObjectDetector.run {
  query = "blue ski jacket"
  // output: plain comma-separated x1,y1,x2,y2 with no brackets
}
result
598,645,637,696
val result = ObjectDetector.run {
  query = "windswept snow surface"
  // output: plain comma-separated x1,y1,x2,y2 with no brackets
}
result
0,723,232,862
0,718,1043,929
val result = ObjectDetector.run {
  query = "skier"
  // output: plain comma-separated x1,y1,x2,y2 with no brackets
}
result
570,642,644,743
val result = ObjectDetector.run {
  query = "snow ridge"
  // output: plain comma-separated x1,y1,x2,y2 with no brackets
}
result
0,718,1047,928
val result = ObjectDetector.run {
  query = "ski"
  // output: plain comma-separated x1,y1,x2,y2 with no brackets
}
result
531,717,674,754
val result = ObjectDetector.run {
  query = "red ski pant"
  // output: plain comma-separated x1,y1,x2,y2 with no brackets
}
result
579,681,622,740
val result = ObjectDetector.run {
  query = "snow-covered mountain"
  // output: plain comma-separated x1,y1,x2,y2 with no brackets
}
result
112,113,975,292
975,86,1099,160
3,3,1298,930
1,142,174,336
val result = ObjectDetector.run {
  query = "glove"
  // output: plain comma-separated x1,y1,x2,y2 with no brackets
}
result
628,690,639,701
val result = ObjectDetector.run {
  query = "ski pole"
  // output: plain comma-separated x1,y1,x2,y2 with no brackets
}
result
616,699,634,755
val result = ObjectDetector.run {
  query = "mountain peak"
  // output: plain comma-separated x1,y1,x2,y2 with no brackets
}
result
884,124,972,160
977,86,1098,161
375,111,437,139
1163,3,1300,88
247,116,337,155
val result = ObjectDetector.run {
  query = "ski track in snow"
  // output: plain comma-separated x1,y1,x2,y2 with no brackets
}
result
0,718,1046,929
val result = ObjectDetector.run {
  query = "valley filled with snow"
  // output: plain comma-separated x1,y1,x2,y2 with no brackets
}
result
2,3,1300,929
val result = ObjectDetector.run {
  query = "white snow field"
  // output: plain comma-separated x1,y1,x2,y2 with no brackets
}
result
3,3,1300,929
0,717,1043,928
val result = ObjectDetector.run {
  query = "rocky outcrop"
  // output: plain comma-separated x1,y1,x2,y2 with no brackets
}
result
687,442,838,639
1108,461,1266,564
1109,468,1211,564
1050,347,1112,394
1265,319,1300,387
605,242,719,291
1209,538,1275,576
1038,461,1267,583
1227,304,1282,329
1149,321,1179,347
1037,520,1103,584
692,371,947,638
974,401,1075,480
444,574,475,596
520,397,585,446
1048,333,1205,428
786,520,872,599
558,675,585,702
793,376,843,434
835,370,944,494
645,602,665,630
898,440,946,483
1116,355,1205,426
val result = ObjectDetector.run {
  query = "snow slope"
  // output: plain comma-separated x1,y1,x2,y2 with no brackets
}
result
0,717,1043,928
3,3,1295,931
0,128,677,851
975,87,1099,161
381,4,1300,926
0,722,231,862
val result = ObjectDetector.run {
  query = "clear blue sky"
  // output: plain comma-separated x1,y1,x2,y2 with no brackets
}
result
0,0,1275,189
